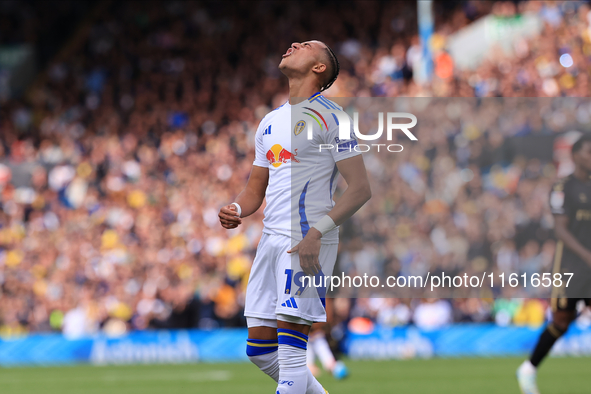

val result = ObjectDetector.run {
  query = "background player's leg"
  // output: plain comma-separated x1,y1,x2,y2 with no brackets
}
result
247,320,280,382
306,335,319,377
276,319,326,394
530,309,575,367
316,298,349,380
310,331,335,372
309,329,349,380
518,304,576,394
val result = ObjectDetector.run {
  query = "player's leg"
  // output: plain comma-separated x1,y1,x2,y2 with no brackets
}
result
307,275,348,380
307,327,320,377
247,319,280,382
244,234,282,382
275,318,318,394
308,325,348,380
529,307,575,367
517,297,577,394
274,238,338,394
324,297,349,380
310,329,334,369
275,316,328,394
309,329,349,379
246,317,325,393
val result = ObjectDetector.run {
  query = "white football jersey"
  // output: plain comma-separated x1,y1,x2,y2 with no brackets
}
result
253,93,361,244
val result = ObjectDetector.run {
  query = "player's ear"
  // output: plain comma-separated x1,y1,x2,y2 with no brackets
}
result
312,62,327,75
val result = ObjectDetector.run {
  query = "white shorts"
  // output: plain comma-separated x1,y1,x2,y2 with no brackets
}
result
244,233,338,323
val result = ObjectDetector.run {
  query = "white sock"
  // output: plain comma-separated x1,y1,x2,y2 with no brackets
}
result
276,328,326,394
311,334,336,372
246,337,323,393
306,369,325,394
246,339,279,382
277,343,308,394
276,346,325,394
307,344,316,368
248,351,280,382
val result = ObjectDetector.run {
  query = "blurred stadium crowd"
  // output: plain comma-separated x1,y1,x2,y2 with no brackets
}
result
1,0,591,337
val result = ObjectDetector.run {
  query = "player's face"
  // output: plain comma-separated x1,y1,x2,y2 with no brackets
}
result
575,141,591,173
279,41,326,76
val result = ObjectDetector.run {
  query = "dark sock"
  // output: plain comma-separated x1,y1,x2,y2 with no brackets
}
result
530,324,565,367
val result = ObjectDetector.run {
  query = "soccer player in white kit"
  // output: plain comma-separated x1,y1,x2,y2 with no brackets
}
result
219,41,371,394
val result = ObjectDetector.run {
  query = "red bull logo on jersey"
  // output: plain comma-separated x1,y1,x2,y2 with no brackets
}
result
266,144,300,168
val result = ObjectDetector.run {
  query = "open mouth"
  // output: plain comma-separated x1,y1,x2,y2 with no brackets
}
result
282,47,294,58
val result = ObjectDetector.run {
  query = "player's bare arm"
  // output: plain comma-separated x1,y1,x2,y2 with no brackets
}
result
554,213,591,267
219,165,269,229
288,155,371,275
324,155,372,227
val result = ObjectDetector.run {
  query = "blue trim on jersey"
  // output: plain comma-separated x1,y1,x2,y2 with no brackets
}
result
308,92,321,100
329,165,338,200
332,113,339,125
299,180,311,238
319,96,338,110
309,94,322,103
315,98,331,109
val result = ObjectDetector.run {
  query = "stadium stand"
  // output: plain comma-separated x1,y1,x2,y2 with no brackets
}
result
0,0,590,337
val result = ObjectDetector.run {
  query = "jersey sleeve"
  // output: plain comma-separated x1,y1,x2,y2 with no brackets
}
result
253,120,268,168
549,181,569,215
322,111,361,163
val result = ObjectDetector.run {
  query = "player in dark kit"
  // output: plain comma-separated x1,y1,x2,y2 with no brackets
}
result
517,133,591,394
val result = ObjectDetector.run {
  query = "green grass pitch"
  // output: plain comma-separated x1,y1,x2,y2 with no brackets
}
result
0,356,588,394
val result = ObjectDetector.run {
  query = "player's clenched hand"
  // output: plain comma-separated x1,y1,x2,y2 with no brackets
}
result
219,204,242,229
287,228,322,276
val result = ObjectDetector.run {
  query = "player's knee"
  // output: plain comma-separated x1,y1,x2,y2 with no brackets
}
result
551,310,576,333
247,339,279,381
548,321,569,337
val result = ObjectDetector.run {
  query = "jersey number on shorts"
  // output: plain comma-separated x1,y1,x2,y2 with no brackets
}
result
284,269,307,296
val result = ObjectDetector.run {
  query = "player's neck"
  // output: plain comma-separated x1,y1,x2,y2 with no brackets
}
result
287,77,320,105
573,166,591,182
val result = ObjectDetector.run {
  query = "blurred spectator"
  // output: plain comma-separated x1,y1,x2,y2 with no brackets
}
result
413,299,453,330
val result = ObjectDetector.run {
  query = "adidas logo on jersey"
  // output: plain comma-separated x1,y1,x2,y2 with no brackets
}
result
263,125,272,136
281,297,298,309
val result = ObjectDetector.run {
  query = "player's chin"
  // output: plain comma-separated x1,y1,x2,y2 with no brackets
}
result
278,58,289,68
